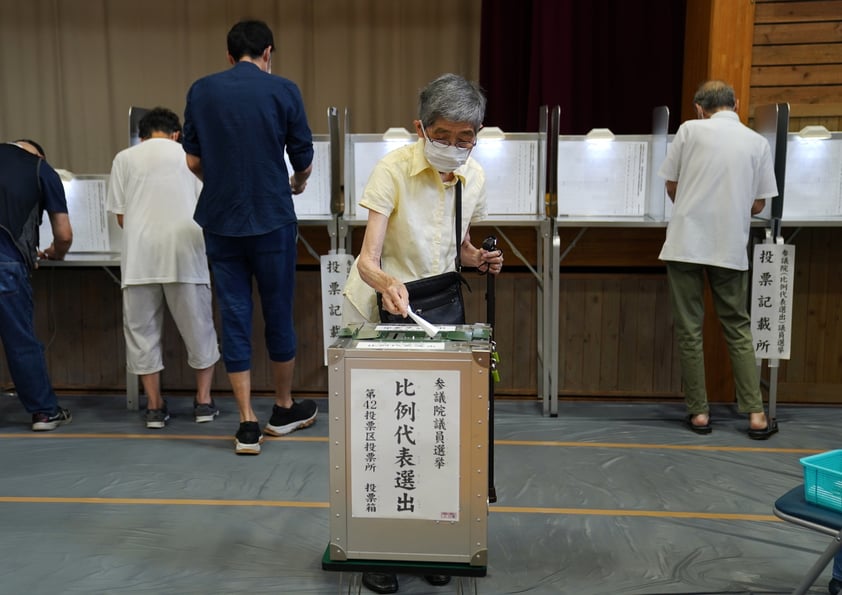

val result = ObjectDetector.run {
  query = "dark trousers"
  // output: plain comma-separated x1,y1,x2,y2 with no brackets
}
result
0,258,59,414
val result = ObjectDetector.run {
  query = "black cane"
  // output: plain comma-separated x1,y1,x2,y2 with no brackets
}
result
482,236,498,504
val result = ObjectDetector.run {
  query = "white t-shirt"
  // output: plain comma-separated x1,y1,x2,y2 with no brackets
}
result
106,138,210,287
343,139,487,322
658,110,778,270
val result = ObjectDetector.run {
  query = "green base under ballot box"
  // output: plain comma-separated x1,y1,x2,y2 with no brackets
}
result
323,323,491,576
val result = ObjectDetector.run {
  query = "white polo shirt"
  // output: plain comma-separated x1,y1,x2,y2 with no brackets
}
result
343,138,487,322
658,110,778,270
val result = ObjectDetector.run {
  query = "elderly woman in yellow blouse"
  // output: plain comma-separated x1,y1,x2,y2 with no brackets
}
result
342,73,503,330
340,73,503,595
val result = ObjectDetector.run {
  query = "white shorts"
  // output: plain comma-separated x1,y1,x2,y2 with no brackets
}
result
123,283,220,375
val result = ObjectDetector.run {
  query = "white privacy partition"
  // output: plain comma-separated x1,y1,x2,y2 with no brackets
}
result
556,133,668,225
39,175,119,256
782,132,842,225
344,129,416,222
287,135,333,220
344,128,545,221
470,129,544,218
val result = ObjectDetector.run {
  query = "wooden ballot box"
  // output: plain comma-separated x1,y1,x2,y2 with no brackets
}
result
326,323,491,569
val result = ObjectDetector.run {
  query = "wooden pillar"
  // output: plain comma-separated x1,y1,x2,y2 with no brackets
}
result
682,0,756,124
681,0,757,403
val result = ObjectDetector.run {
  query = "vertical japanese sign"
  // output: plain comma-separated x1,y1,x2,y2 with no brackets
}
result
320,251,355,364
751,243,795,360
349,368,461,521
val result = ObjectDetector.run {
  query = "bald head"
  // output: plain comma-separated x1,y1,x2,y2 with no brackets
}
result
693,81,736,116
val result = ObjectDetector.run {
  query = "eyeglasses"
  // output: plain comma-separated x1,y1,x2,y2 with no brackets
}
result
421,123,477,150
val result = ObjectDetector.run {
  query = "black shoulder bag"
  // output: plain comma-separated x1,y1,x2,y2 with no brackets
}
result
377,180,469,325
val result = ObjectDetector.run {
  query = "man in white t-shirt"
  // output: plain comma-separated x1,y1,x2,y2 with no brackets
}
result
107,107,220,429
659,80,778,439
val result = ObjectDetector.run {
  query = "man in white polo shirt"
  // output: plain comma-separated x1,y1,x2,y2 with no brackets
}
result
659,80,778,439
107,107,220,429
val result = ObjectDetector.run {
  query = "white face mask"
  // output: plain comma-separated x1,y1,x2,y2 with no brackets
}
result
424,142,471,173
421,123,473,172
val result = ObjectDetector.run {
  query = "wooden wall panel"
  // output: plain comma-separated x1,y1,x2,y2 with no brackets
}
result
751,64,842,87
754,0,842,23
752,84,842,105
0,267,125,392
561,279,585,390
777,229,842,402
558,274,682,398
755,21,842,45
752,0,842,129
0,268,540,398
0,266,685,401
754,44,842,65
599,279,621,392
3,231,838,404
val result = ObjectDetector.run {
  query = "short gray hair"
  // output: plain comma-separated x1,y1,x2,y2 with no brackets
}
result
418,73,486,131
693,80,736,112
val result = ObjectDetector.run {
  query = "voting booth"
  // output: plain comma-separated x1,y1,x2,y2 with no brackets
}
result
38,174,121,262
324,323,491,577
554,106,671,224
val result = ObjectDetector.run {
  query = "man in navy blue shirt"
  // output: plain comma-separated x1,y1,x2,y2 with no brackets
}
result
183,19,317,455
0,139,73,431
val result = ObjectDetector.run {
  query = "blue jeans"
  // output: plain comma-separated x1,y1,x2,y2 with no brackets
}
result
204,225,298,373
0,259,60,414
834,550,842,580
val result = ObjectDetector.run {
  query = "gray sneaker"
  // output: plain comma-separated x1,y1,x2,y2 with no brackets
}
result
145,406,169,429
194,400,220,423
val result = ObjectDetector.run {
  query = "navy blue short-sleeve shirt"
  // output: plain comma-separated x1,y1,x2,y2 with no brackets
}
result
183,61,314,236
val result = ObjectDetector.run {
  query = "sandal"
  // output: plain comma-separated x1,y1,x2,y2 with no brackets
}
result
686,414,712,435
748,419,779,440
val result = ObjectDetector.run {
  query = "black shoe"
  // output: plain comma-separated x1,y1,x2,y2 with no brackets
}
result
748,419,779,440
829,576,842,595
234,421,264,455
424,574,451,586
362,572,398,594
264,399,318,436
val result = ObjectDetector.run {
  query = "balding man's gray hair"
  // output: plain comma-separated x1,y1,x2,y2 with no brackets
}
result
693,80,736,112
